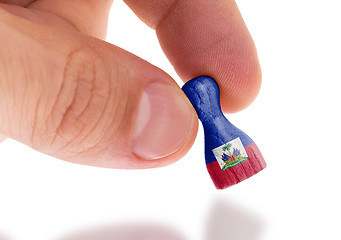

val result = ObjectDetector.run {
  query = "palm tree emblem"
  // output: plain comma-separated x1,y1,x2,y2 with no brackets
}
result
220,143,249,170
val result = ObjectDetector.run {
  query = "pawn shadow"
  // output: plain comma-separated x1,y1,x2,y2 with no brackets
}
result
58,223,186,240
205,196,264,240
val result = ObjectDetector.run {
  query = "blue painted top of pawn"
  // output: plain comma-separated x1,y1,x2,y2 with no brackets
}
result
182,76,253,164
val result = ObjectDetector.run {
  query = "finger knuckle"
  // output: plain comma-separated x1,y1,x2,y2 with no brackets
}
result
48,46,111,152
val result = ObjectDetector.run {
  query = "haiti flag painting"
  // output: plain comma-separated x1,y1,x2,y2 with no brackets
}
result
212,137,249,171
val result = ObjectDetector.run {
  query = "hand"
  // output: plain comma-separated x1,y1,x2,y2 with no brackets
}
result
0,0,261,169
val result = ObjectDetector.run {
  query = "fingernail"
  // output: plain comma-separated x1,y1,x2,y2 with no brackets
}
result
132,82,195,160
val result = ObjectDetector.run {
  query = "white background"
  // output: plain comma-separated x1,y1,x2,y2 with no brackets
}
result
1,0,341,239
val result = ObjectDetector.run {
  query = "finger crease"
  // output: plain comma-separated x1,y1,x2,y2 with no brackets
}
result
155,0,180,29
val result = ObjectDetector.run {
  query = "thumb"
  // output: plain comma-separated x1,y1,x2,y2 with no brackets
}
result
0,9,197,168
0,133,6,143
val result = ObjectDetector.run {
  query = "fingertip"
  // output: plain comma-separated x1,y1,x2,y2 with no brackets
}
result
218,55,262,113
125,0,262,113
148,115,199,168
131,81,198,164
129,115,198,169
153,0,262,113
0,134,7,144
177,46,262,113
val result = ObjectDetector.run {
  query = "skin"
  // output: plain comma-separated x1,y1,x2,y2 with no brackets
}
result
0,0,261,169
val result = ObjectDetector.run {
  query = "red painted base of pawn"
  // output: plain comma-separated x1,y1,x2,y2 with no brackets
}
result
207,142,266,189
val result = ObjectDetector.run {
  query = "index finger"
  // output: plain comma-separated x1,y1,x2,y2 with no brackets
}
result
124,0,261,113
